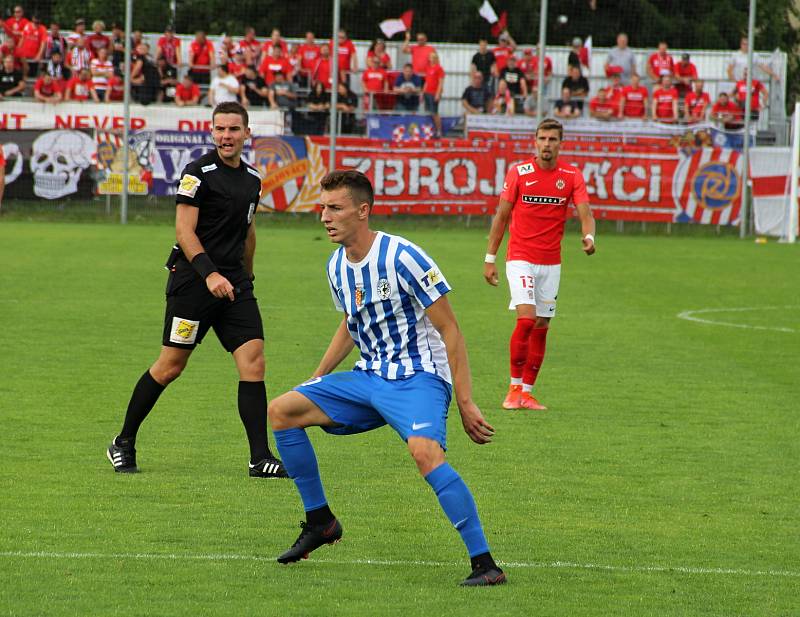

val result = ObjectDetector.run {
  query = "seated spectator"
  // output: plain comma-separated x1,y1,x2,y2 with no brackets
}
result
561,64,589,98
262,28,288,58
208,63,242,106
46,50,70,86
684,79,710,122
269,71,297,109
367,38,391,70
734,68,768,120
567,37,589,73
336,81,358,133
605,73,623,102
491,80,514,115
174,74,200,106
589,88,618,120
471,39,495,83
0,55,25,97
522,93,539,117
296,31,319,88
188,30,215,85
130,42,160,105
90,47,114,101
259,45,293,85
156,25,181,68
306,80,330,135
499,55,527,102
651,75,678,123
86,20,110,58
553,87,581,119
403,30,435,77
311,43,331,90
674,53,697,100
462,71,490,114
710,92,743,129
34,72,62,103
228,49,248,81
362,54,388,109
520,46,552,96
646,41,674,84
492,31,516,73
64,68,99,102
104,70,125,102
393,63,422,111
241,66,269,108
158,56,179,103
620,74,648,119
67,36,91,72
237,26,261,68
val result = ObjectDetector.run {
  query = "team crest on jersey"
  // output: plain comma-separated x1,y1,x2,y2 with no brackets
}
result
354,285,366,308
177,174,201,198
556,178,565,190
377,278,391,300
516,163,534,175
169,317,199,344
247,202,255,224
420,268,440,289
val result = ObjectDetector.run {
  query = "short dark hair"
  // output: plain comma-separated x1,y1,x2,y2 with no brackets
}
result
321,170,374,211
212,102,249,127
536,118,563,140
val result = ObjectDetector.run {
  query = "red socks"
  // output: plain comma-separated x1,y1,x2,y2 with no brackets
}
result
523,327,549,387
509,318,535,379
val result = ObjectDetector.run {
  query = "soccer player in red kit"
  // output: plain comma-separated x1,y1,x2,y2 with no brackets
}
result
483,118,595,411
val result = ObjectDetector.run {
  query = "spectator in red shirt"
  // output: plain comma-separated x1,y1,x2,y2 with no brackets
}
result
651,74,678,122
403,31,436,77
312,42,332,90
647,41,674,84
605,73,624,103
710,92,743,129
332,28,358,86
734,69,768,120
296,31,320,87
262,28,288,58
367,38,391,70
684,80,710,122
90,46,114,100
361,54,388,109
228,49,248,81
491,79,514,115
237,26,261,67
492,31,517,73
105,72,125,102
0,37,24,71
423,52,445,137
188,30,215,85
86,20,110,58
521,46,552,97
174,74,201,106
258,45,293,85
17,14,46,77
156,25,181,68
65,68,99,102
34,72,62,103
589,88,618,120
4,5,29,45
674,52,697,99
620,73,648,119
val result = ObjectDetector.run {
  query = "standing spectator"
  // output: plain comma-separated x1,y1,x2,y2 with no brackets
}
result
368,38,391,70
157,56,179,103
208,63,242,106
311,43,332,90
259,45,293,85
361,54,388,109
189,30,215,85
17,14,47,77
45,50,70,86
332,28,358,85
462,71,490,114
674,53,697,100
44,22,67,61
519,46,552,78
0,55,25,97
403,31,435,78
296,31,320,87
156,25,181,69
86,20,110,58
567,37,589,73
710,92,742,129
4,5,29,45
131,30,144,51
684,80,710,122
228,49,248,81
237,27,261,67
393,63,422,112
651,75,678,123
0,37,21,67
105,70,125,102
262,28,288,57
620,73,648,119
492,31,517,73
90,46,114,100
306,80,330,135
604,33,637,84
727,37,780,83
216,35,235,68
110,23,125,69
734,68,768,120
66,19,86,49
553,87,582,118
646,41,674,84
423,52,445,137
491,79,514,115
561,64,589,98
130,43,160,105
174,74,200,106
67,37,91,72
33,71,62,103
269,71,297,110
499,55,528,105
65,67,99,102
589,88,617,120
471,39,495,83
241,65,269,108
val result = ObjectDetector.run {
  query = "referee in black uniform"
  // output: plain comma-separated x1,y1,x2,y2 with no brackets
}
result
107,101,287,478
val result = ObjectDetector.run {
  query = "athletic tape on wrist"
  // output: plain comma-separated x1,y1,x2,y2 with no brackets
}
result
484,253,497,264
191,253,219,280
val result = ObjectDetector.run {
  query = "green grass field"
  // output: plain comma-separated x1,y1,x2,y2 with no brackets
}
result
0,218,798,616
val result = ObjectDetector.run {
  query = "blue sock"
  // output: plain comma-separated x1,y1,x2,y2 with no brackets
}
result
274,428,328,512
425,463,490,558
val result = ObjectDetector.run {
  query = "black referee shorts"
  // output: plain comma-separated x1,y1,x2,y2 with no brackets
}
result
162,268,263,353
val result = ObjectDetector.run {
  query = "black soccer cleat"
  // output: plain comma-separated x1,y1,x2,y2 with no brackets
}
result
248,456,289,478
277,519,343,564
460,565,507,587
107,437,138,473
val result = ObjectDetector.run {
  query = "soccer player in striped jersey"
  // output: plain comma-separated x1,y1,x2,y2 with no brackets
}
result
269,170,505,587
484,118,595,411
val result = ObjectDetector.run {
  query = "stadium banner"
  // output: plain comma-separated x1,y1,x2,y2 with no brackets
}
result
366,114,461,141
1,129,95,200
0,101,283,136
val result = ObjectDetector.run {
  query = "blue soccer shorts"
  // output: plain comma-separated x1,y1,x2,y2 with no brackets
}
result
294,370,453,449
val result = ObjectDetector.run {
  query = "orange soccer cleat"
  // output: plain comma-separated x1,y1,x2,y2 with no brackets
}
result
518,392,547,410
502,384,523,409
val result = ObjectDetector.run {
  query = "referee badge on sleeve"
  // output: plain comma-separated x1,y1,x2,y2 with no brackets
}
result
170,317,200,344
177,174,201,198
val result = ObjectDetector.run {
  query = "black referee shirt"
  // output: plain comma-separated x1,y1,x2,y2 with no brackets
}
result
175,149,262,271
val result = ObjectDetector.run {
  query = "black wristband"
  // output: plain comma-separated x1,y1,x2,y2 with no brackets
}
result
191,253,218,280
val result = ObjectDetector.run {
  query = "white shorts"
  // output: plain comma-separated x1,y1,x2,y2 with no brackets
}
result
505,261,561,317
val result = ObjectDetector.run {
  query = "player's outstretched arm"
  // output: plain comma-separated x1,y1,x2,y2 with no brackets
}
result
312,317,355,378
426,296,495,445
576,201,596,255
484,198,513,286
176,204,235,300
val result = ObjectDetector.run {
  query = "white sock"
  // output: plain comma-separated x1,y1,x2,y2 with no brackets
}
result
510,378,522,386
522,384,533,393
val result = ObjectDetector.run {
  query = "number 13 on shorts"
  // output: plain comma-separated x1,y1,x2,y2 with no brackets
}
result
505,260,562,316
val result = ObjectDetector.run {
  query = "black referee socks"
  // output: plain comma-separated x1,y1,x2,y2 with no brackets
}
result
119,370,166,443
238,380,270,464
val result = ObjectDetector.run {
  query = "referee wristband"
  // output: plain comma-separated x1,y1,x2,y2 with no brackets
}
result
191,253,219,280
484,253,497,264
583,234,595,243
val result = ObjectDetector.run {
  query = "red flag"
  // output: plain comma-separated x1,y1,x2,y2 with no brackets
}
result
491,11,507,38
400,10,414,29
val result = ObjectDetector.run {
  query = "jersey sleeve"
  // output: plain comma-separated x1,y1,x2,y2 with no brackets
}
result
326,251,345,312
395,243,451,309
571,168,590,206
175,162,207,207
499,165,519,204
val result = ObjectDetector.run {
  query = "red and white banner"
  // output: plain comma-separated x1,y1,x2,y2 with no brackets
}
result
313,137,743,224
0,101,283,135
749,146,799,236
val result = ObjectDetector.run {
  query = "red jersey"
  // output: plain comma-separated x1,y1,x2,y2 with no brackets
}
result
674,61,697,81
228,59,248,80
621,85,648,118
106,75,124,101
157,35,181,66
259,56,292,84
176,82,200,103
313,57,331,89
501,159,590,265
86,33,111,57
711,101,742,122
331,38,356,71
684,91,710,120
17,21,45,58
735,79,766,111
410,43,436,75
297,43,320,71
492,45,514,71
367,50,391,69
65,76,95,101
653,86,678,119
189,40,214,72
362,67,387,92
262,39,288,57
590,96,617,116
423,64,444,95
648,52,674,78
520,55,552,80
0,148,5,167
34,76,61,97
4,16,29,43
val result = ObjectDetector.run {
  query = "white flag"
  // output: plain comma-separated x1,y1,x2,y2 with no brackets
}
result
379,10,414,39
479,0,499,24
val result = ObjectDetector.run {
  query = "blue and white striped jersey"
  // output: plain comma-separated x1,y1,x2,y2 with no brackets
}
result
326,231,452,383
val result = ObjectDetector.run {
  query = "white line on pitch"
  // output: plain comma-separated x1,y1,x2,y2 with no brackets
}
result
676,306,799,333
0,550,797,578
